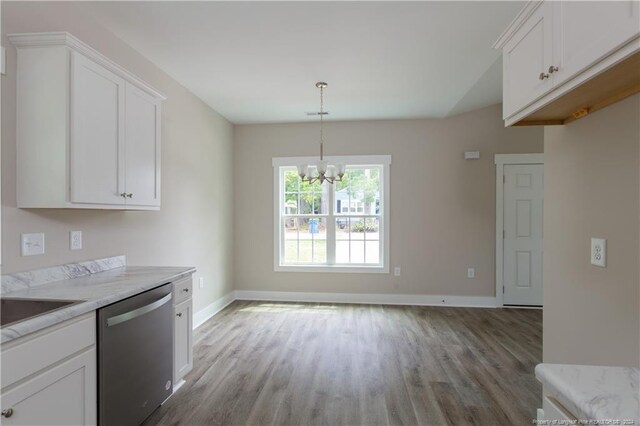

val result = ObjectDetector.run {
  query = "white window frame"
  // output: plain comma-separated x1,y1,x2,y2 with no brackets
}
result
273,155,391,273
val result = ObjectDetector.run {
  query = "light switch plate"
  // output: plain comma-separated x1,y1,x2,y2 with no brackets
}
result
467,267,475,278
22,233,45,256
70,231,82,250
394,267,401,277
591,238,606,267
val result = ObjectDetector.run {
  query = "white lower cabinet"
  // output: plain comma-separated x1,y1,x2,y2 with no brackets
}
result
1,349,97,426
173,278,194,388
1,313,97,426
174,299,193,384
542,395,578,421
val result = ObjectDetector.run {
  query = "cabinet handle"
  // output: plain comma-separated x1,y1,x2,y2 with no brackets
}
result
182,288,189,293
539,72,549,80
2,408,14,418
127,193,134,198
548,65,558,74
176,312,183,317
120,193,127,198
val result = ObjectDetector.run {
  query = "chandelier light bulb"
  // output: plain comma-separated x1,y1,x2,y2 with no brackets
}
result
297,164,309,178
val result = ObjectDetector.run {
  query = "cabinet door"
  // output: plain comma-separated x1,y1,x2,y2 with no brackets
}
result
502,2,554,118
543,396,577,421
124,83,161,207
174,299,193,384
70,52,125,205
1,349,97,426
553,1,640,85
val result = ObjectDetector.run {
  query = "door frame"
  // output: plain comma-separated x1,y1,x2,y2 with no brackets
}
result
494,153,544,307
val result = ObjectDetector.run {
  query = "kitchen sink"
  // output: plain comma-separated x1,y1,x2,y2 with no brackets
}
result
1,298,82,328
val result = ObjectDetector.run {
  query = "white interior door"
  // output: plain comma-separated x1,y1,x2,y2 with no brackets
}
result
503,164,544,306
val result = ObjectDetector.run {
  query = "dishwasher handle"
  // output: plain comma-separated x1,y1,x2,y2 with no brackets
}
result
106,293,172,327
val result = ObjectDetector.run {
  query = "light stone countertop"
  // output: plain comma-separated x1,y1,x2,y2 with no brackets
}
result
1,258,195,344
536,363,640,422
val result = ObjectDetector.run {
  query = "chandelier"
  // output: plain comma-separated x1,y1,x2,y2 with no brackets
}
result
297,82,345,185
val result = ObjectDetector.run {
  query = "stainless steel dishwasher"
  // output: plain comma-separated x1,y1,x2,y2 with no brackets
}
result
98,283,173,426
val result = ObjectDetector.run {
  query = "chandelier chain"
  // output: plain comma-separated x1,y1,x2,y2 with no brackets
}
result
319,84,324,160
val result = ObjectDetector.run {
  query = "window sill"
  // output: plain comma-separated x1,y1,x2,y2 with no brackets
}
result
275,265,389,274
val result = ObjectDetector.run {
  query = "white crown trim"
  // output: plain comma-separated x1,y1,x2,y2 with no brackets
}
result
8,32,166,100
492,0,544,50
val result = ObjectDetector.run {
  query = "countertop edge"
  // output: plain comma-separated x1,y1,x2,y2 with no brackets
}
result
1,267,196,345
536,364,590,419
535,363,640,422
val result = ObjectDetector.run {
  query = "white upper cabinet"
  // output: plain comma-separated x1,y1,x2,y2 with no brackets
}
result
494,1,640,126
502,1,554,117
71,52,126,206
124,83,162,207
552,1,639,85
9,32,166,210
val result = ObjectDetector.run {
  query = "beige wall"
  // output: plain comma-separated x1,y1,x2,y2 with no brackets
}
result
234,104,543,296
543,94,640,368
1,2,235,313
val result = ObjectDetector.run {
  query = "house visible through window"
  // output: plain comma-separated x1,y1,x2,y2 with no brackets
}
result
273,156,390,272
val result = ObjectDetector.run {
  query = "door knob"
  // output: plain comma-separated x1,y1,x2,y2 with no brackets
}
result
2,408,14,418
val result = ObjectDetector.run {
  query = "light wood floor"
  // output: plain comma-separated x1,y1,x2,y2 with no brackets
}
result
144,301,542,426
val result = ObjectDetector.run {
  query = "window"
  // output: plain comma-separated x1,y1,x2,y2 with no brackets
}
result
273,155,390,272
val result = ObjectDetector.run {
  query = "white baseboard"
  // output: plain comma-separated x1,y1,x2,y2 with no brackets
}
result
193,291,235,329
193,290,499,329
233,290,497,308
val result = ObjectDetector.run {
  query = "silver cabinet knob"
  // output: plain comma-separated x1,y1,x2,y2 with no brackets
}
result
176,312,182,317
182,288,189,293
2,408,14,418
539,72,549,80
548,65,558,73
127,193,133,198
120,193,127,198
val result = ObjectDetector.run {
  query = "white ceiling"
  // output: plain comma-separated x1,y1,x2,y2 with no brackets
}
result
77,1,523,124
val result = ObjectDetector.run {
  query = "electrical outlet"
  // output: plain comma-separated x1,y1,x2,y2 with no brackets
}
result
21,233,45,256
199,277,204,289
467,267,475,278
591,238,606,267
394,267,401,277
70,231,82,250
